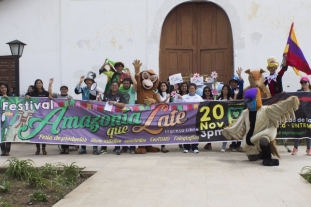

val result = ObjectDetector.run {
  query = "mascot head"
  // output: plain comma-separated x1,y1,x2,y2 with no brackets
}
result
244,88,262,111
140,70,159,90
245,69,266,88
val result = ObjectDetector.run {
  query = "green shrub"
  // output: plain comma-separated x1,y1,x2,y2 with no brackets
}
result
0,198,13,207
54,174,75,190
4,158,35,180
29,190,49,203
301,166,311,183
0,179,11,193
26,170,50,189
38,163,56,178
57,162,83,182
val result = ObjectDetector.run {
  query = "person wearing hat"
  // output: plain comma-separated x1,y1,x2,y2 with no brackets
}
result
75,73,100,155
48,78,73,154
264,56,288,97
292,76,311,156
99,60,130,95
229,67,244,100
227,67,245,152
74,73,98,101
48,78,73,99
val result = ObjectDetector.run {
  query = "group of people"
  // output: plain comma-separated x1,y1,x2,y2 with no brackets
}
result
1,56,310,156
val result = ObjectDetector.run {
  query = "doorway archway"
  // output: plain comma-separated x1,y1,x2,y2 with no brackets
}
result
159,2,233,83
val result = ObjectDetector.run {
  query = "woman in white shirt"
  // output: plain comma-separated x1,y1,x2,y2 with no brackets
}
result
176,83,204,103
156,82,170,104
156,82,170,153
174,82,189,149
176,83,204,153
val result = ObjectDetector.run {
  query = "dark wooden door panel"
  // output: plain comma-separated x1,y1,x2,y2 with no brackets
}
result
165,51,178,73
164,50,193,76
214,50,227,81
200,51,213,75
180,51,193,75
178,5,195,46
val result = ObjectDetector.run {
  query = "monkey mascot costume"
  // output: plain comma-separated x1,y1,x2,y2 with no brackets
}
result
133,60,160,154
222,88,299,166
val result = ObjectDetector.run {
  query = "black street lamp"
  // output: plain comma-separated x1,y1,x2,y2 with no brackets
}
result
6,40,26,96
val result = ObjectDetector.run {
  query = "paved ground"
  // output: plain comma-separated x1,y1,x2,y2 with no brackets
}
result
2,142,311,207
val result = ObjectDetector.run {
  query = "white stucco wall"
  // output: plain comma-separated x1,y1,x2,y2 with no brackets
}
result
0,0,311,99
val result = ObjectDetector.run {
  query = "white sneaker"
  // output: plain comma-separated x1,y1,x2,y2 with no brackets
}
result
183,150,188,153
220,148,225,152
193,149,199,153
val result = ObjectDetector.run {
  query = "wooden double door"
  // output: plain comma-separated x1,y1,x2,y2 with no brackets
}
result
160,2,233,83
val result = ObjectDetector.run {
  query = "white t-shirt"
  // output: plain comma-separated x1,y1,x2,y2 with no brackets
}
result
52,93,73,99
157,92,170,103
176,93,204,102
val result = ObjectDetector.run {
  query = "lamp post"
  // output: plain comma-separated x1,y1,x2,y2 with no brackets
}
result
6,40,26,97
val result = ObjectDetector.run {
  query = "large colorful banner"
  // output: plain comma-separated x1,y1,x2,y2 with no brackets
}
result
1,92,310,145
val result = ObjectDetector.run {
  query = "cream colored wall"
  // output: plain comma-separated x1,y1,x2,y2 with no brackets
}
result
0,0,310,98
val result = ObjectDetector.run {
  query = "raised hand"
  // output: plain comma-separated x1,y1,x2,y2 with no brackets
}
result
234,88,240,95
103,58,108,66
99,59,108,74
49,78,54,85
96,93,102,101
80,76,85,83
125,67,131,74
236,67,243,76
133,59,142,74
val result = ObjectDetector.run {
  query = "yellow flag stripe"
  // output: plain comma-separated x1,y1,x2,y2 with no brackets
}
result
283,44,289,53
290,30,300,47
293,67,302,76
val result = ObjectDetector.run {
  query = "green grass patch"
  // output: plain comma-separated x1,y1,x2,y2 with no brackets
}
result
0,158,93,207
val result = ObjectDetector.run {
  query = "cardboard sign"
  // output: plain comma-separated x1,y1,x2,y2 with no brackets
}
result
190,76,204,86
169,73,183,85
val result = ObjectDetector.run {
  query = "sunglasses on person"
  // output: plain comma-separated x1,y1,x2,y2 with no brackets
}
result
204,90,211,92
301,81,308,84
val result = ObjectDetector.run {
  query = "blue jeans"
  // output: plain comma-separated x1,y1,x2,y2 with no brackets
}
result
184,144,198,151
80,146,98,152
294,139,311,149
222,142,227,149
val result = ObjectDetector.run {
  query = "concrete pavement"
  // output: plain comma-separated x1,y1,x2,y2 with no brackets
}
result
2,142,311,207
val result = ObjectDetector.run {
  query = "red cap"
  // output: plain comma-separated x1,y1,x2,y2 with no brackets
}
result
300,77,310,83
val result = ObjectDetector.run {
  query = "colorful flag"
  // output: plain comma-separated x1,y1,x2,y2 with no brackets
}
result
283,23,311,75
